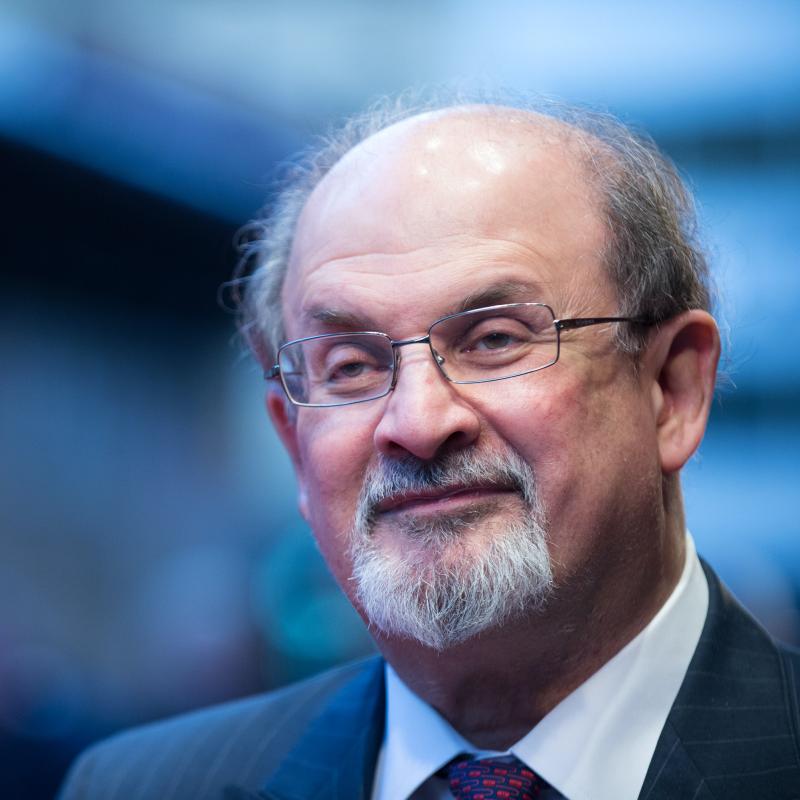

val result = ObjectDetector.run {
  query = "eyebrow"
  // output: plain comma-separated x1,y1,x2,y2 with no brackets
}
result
303,307,382,332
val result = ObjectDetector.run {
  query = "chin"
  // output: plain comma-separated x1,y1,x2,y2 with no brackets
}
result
350,510,555,651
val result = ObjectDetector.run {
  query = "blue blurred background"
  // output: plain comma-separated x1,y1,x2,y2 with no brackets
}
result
1,1,799,796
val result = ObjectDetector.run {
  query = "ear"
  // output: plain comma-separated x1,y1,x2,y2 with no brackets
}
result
266,387,310,521
644,310,720,475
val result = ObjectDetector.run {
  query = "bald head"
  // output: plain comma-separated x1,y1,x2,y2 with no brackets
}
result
295,106,600,251
285,108,610,327
305,106,585,209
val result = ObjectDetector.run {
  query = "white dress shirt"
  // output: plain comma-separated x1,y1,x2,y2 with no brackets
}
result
371,533,709,800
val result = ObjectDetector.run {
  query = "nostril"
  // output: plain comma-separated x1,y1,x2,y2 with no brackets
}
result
437,429,475,458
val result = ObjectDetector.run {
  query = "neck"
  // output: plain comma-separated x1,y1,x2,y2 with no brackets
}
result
375,510,686,750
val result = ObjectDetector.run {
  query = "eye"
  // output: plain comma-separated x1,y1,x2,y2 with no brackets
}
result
339,362,365,376
473,330,519,350
310,340,393,396
460,318,534,353
323,348,380,381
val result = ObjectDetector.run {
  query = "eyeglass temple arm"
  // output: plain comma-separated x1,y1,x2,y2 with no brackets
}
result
555,316,650,331
266,364,310,382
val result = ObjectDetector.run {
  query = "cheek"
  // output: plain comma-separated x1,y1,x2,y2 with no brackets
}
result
484,370,655,558
484,374,589,493
296,410,376,579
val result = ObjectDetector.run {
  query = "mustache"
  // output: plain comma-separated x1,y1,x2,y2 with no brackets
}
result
354,448,538,531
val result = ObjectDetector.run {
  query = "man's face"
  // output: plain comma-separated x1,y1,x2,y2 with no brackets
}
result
272,110,663,647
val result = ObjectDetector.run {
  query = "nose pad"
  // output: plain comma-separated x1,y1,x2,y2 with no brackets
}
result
389,348,401,389
432,348,446,367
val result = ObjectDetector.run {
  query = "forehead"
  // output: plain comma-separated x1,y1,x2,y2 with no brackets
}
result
283,108,611,334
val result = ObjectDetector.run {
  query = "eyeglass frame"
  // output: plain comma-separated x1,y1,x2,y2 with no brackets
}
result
265,302,652,408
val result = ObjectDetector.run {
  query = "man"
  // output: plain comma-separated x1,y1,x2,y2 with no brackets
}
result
60,96,800,799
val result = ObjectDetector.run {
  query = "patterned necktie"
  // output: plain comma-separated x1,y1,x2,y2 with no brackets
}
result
447,755,545,799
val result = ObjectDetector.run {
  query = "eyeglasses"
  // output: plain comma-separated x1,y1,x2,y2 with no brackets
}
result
267,302,650,408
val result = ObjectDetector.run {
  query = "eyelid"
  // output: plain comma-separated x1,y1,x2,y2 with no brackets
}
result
325,347,378,361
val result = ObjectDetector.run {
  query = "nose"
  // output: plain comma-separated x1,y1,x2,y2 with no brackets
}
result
373,347,481,461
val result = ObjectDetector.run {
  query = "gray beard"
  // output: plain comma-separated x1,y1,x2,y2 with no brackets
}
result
349,448,553,651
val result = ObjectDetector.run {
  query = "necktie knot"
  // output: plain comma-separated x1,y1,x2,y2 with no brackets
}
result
447,755,544,800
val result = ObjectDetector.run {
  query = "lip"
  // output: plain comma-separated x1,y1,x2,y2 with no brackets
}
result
374,485,517,514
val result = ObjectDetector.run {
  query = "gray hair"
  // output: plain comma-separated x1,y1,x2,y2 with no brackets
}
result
349,446,552,650
232,89,712,365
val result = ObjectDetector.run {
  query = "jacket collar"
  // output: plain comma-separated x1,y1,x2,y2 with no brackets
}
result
225,657,385,800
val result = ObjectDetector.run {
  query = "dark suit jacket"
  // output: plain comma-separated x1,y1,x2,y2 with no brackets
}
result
59,563,800,799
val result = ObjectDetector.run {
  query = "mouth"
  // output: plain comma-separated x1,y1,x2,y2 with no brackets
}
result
374,485,519,516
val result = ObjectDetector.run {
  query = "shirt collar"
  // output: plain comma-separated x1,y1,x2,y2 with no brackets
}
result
371,663,473,800
373,533,709,800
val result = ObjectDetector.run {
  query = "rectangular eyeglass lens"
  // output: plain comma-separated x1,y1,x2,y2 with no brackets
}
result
285,334,394,405
431,303,556,381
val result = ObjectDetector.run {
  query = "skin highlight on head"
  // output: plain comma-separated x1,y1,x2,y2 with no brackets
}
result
263,106,720,749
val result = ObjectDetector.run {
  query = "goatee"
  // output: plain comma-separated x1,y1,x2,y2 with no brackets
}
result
349,448,553,651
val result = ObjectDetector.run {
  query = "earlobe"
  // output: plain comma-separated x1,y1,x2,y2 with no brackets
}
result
648,311,720,475
266,388,310,521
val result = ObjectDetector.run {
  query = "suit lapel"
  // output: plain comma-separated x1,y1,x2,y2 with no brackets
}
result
640,560,800,798
252,658,385,800
638,719,716,800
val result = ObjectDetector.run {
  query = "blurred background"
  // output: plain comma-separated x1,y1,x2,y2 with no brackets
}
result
1,1,799,796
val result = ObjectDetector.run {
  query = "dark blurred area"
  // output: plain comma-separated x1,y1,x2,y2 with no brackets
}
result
1,2,799,797
2,135,378,796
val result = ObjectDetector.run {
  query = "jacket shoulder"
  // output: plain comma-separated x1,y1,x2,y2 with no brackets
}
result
58,657,382,800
